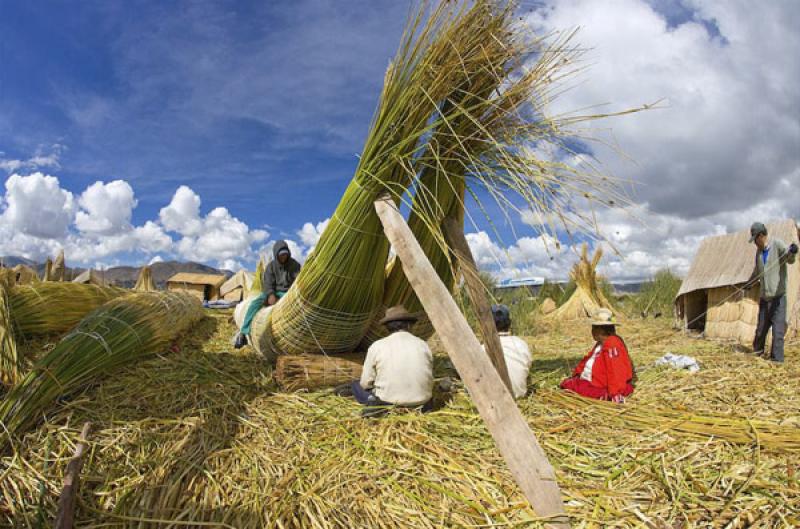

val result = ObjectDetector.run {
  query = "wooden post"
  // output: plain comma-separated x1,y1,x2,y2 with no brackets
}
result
375,198,569,527
54,422,91,529
442,217,512,393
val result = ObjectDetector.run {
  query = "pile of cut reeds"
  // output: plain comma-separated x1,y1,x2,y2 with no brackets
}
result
0,291,203,443
3,315,800,527
545,244,614,321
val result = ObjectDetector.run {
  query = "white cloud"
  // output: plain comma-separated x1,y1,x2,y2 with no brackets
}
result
75,180,138,235
526,0,799,220
0,144,64,174
148,255,164,264
1,172,75,238
159,185,203,236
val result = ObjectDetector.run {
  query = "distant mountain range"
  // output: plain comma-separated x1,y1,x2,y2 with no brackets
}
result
0,257,232,289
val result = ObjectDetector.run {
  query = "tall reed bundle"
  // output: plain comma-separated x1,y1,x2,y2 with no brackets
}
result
249,255,265,296
274,353,365,392
546,244,613,320
51,250,66,281
41,259,53,282
0,291,203,443
133,265,157,292
252,1,633,357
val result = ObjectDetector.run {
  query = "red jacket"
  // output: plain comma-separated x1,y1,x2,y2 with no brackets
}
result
572,335,633,397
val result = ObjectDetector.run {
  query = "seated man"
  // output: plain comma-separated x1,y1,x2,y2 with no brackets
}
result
560,309,633,403
234,240,302,349
344,305,434,416
490,304,533,399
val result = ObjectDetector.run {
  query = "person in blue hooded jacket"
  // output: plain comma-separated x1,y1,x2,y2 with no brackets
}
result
234,240,301,349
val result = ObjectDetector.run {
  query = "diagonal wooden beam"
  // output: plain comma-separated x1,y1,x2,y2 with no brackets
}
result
375,197,569,528
442,217,512,393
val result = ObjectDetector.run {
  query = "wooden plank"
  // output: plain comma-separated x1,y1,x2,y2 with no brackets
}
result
54,422,91,529
442,217,512,392
375,197,569,528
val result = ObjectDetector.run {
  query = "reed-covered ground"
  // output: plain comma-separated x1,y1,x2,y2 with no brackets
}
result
2,309,799,528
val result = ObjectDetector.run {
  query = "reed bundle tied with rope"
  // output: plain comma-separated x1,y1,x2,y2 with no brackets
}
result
274,353,365,392
248,0,634,358
0,291,204,444
0,283,128,386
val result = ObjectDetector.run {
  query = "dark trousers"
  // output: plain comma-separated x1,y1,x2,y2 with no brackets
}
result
350,381,433,414
753,295,787,362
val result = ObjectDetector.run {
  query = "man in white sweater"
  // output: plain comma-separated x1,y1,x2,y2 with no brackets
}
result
490,304,533,399
343,305,434,416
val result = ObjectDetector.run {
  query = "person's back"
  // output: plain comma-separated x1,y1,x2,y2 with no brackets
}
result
498,333,532,398
362,330,433,406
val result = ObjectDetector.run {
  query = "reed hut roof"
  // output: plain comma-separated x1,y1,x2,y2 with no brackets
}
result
677,219,799,298
220,270,254,297
167,272,226,288
72,269,106,286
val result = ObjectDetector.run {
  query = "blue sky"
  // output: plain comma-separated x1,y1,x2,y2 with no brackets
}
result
1,0,409,231
1,0,798,280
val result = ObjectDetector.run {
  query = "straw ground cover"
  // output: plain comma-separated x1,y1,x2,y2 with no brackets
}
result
3,309,798,527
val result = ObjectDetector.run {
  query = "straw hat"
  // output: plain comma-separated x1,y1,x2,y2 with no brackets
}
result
590,308,621,327
379,305,418,325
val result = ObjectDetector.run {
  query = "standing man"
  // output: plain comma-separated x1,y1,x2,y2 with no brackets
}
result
747,222,798,363
234,240,302,349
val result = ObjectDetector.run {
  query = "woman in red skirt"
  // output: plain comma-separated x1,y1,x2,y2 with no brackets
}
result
560,309,634,403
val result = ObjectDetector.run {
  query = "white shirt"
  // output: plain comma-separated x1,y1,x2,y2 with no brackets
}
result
496,333,533,399
360,331,433,406
581,343,603,381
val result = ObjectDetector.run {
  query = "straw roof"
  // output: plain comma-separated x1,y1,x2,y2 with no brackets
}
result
677,219,799,298
220,270,254,297
166,272,226,287
72,269,106,286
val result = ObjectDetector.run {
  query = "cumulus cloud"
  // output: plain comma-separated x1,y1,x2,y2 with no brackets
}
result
75,180,137,235
1,172,75,238
159,185,204,236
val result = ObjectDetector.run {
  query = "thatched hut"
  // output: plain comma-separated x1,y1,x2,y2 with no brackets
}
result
166,273,226,302
12,265,38,285
675,219,800,343
220,270,254,302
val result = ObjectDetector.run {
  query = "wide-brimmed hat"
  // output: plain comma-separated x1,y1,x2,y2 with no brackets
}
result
380,305,418,325
591,308,621,327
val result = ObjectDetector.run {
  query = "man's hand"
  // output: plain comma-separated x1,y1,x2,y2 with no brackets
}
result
790,243,799,255
267,294,278,306
611,394,626,404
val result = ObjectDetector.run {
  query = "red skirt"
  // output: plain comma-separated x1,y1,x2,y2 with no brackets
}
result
560,377,633,401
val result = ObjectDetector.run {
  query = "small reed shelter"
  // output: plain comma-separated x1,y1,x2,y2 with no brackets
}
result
220,270,254,302
72,269,106,286
166,272,226,302
675,219,800,343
